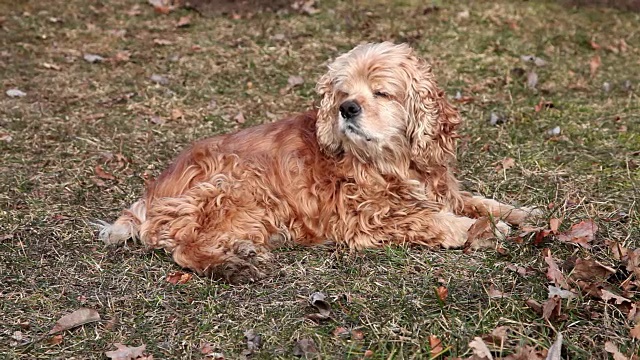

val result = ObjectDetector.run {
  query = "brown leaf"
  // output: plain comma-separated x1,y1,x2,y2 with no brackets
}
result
631,324,640,340
309,292,331,318
556,220,597,248
488,284,510,299
105,343,146,360
171,108,184,121
364,349,374,357
429,335,444,356
351,329,365,340
546,332,563,360
48,334,63,345
332,327,349,337
570,258,615,282
95,165,116,181
166,271,192,284
590,55,601,77
507,264,535,277
468,337,494,360
525,299,543,315
279,75,305,94
436,286,448,303
600,289,631,305
481,326,509,348
503,345,547,360
464,217,501,250
542,296,562,321
495,157,516,172
590,40,601,50
543,249,569,289
112,51,131,63
49,308,101,335
234,112,245,124
292,338,317,357
549,218,561,233
605,341,630,360
176,15,191,27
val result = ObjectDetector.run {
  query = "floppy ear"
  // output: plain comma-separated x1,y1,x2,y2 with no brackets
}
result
315,71,342,156
405,56,461,172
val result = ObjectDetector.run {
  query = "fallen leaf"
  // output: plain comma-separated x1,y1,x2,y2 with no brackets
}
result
234,112,245,124
1,132,13,142
148,0,177,14
244,329,261,354
570,258,615,282
364,349,374,357
543,249,569,289
548,285,576,299
150,116,165,125
546,332,562,360
150,74,169,85
199,341,214,355
292,338,317,357
547,126,561,136
6,89,26,97
481,326,509,348
590,55,601,77
49,308,101,334
291,0,319,15
112,51,131,63
527,71,538,89
631,324,640,340
350,329,365,340
166,271,192,284
280,75,305,94
83,53,104,63
504,345,547,360
332,327,349,337
549,218,561,233
456,10,470,20
542,296,562,321
468,337,494,360
48,334,63,345
605,341,629,360
488,112,507,126
170,109,184,121
600,289,631,305
95,165,116,180
507,264,535,277
436,286,448,303
42,62,61,70
526,299,543,315
429,335,444,356
153,38,172,46
488,284,510,299
126,5,142,16
306,292,331,321
105,343,146,360
521,55,547,67
590,40,601,50
176,15,191,27
496,157,516,172
556,220,597,248
464,217,498,250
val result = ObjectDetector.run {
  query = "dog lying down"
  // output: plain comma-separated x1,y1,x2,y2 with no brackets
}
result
97,42,539,283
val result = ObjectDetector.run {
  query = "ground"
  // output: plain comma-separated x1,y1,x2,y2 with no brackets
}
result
0,0,639,359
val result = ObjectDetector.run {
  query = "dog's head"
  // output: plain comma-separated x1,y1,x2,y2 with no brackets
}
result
316,42,460,174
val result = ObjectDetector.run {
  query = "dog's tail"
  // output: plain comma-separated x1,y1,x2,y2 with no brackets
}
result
94,199,147,246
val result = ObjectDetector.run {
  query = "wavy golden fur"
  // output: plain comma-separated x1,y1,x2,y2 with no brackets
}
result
98,42,538,283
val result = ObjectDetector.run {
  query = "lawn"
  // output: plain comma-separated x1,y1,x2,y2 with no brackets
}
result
0,0,639,358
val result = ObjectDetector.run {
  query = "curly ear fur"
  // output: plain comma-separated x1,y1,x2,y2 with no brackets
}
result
315,71,342,156
405,55,461,171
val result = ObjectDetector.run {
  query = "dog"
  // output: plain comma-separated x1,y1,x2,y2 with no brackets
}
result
97,42,538,283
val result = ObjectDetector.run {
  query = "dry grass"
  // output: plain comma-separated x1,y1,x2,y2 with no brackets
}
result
0,0,638,358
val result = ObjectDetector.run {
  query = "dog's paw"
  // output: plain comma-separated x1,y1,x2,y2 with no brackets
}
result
91,220,134,246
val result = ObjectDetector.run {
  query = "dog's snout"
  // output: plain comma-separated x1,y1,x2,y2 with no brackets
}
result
339,100,362,119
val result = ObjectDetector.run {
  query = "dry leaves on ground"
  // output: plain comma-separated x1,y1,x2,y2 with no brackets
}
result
556,219,597,248
49,308,101,335
166,271,193,284
105,343,148,360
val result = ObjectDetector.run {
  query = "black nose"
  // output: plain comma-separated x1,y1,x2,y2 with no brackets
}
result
339,100,362,119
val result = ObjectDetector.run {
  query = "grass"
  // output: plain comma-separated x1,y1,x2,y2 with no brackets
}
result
0,0,638,358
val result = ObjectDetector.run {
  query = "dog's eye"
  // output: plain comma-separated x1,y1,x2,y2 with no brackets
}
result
374,91,390,99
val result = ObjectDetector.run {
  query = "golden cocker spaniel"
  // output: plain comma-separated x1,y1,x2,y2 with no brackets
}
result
98,42,538,283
